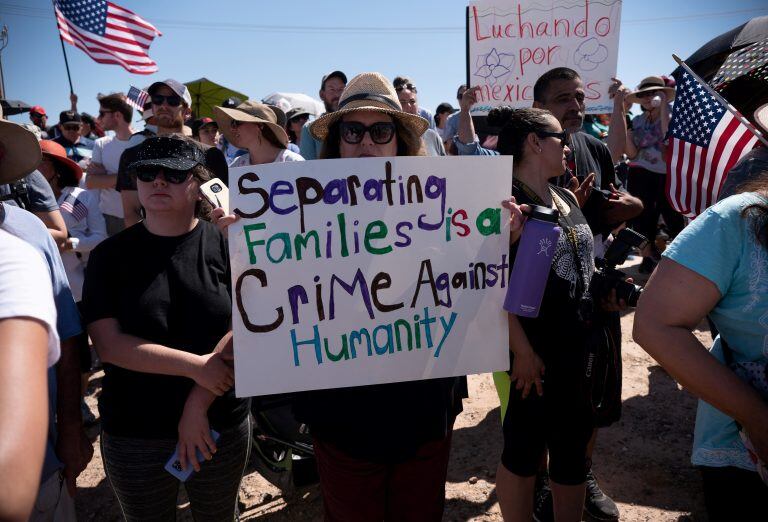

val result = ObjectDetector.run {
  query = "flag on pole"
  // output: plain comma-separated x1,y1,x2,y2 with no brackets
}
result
126,86,150,110
666,71,759,218
54,0,161,75
710,37,768,92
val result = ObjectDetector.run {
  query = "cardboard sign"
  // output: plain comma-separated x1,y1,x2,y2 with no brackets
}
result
229,156,512,397
467,0,622,114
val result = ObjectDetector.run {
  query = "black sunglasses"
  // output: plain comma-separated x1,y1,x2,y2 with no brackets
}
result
339,121,396,145
151,94,182,107
394,82,417,93
98,110,114,117
62,124,81,131
535,130,569,148
135,167,191,184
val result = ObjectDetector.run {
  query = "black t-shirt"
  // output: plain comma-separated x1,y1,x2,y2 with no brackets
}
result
557,131,622,235
81,220,248,438
510,184,595,360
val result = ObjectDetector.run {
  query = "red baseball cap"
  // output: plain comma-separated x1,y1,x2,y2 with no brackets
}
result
30,105,47,116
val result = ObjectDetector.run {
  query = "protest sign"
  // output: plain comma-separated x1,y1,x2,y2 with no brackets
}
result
467,0,622,114
229,156,512,397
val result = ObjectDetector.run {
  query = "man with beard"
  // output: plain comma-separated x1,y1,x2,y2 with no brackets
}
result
115,79,192,227
299,71,347,160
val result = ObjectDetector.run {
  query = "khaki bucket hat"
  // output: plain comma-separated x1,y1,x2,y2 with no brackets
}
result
214,101,289,148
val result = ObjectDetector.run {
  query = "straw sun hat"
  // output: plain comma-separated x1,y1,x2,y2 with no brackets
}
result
0,104,42,184
626,76,676,105
310,72,429,141
213,101,289,147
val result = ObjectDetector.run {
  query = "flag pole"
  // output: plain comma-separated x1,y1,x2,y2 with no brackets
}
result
51,1,74,94
673,54,768,148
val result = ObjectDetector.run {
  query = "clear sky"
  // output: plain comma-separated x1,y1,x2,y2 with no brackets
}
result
1,0,767,126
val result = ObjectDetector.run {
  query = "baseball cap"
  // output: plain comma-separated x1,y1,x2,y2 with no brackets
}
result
147,79,192,107
58,111,82,125
30,105,47,116
286,107,311,121
191,117,218,136
127,135,206,175
436,102,458,115
321,70,347,90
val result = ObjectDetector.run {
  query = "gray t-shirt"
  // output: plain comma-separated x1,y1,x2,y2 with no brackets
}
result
0,169,59,212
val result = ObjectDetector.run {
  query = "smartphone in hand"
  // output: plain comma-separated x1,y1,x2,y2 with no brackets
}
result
200,178,229,215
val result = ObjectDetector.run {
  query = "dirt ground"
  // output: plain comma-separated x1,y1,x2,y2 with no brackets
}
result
75,258,709,521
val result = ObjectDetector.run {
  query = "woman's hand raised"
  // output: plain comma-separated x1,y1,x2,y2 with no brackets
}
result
211,207,240,238
502,196,530,245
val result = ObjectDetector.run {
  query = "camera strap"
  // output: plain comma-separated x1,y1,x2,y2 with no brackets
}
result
551,187,590,301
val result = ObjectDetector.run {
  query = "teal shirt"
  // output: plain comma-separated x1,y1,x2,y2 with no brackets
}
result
663,192,768,470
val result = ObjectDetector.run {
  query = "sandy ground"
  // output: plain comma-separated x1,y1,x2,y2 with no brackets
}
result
74,258,709,521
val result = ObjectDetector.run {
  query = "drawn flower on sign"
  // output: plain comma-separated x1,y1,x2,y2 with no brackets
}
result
475,48,515,85
574,37,609,72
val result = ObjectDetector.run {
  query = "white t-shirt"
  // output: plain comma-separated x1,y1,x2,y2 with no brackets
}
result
0,229,59,366
91,134,135,218
228,148,304,168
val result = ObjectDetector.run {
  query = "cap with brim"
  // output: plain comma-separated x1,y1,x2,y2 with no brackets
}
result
40,140,83,182
626,76,676,105
30,105,47,116
126,136,207,177
321,70,347,90
287,107,311,121
59,111,82,125
213,101,289,147
436,103,458,115
0,104,42,184
310,72,429,141
147,79,192,107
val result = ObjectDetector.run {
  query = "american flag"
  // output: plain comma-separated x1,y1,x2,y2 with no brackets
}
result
666,71,759,218
126,86,150,110
54,0,161,75
60,195,89,222
710,37,768,92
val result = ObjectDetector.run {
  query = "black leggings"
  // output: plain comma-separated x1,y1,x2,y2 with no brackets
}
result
700,466,767,521
627,167,684,246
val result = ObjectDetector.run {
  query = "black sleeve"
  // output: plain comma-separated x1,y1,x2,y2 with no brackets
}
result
81,242,117,324
594,141,621,191
24,170,59,212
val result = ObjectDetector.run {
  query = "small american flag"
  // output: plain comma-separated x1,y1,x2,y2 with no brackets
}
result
54,0,161,75
666,70,759,218
126,86,150,110
60,195,89,222
710,37,768,92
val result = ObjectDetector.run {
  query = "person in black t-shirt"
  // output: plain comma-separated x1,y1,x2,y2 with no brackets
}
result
82,135,248,521
491,107,628,522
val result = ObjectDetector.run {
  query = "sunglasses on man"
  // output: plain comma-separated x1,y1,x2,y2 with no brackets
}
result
151,94,183,107
62,123,81,131
535,130,569,148
135,167,191,184
98,110,115,118
340,121,397,145
394,82,417,93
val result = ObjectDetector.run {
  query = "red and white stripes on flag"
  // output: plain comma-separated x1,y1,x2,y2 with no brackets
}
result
60,196,88,222
126,86,150,110
54,0,161,75
666,71,758,218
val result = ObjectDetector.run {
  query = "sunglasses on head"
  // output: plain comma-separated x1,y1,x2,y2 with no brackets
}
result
62,124,81,131
135,167,191,184
535,130,569,148
339,121,396,145
151,94,182,107
636,89,661,99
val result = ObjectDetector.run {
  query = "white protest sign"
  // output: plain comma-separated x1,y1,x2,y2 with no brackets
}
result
229,156,512,397
468,0,622,114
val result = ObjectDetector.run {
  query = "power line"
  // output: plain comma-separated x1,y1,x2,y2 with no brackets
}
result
0,3,766,33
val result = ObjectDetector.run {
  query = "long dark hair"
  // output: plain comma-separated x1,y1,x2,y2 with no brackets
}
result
319,113,425,159
735,170,768,250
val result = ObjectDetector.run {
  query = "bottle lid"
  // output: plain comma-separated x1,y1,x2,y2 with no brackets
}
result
526,204,560,223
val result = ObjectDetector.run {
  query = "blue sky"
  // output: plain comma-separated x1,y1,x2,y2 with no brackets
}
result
2,0,767,126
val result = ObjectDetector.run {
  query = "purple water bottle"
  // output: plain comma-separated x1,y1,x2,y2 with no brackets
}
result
503,205,561,318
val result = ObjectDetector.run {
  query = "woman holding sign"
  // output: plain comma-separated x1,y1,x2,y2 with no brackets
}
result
82,135,250,521
288,72,462,521
491,107,626,522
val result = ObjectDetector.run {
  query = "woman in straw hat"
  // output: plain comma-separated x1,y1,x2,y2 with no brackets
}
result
82,135,249,521
213,101,303,167
623,75,684,273
289,72,461,521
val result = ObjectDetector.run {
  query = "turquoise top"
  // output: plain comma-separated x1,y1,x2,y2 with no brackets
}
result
663,192,768,470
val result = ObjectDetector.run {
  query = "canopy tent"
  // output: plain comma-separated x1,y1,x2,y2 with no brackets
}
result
261,92,325,117
184,78,248,119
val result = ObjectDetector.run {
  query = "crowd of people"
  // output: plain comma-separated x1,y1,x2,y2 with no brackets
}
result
0,60,766,522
